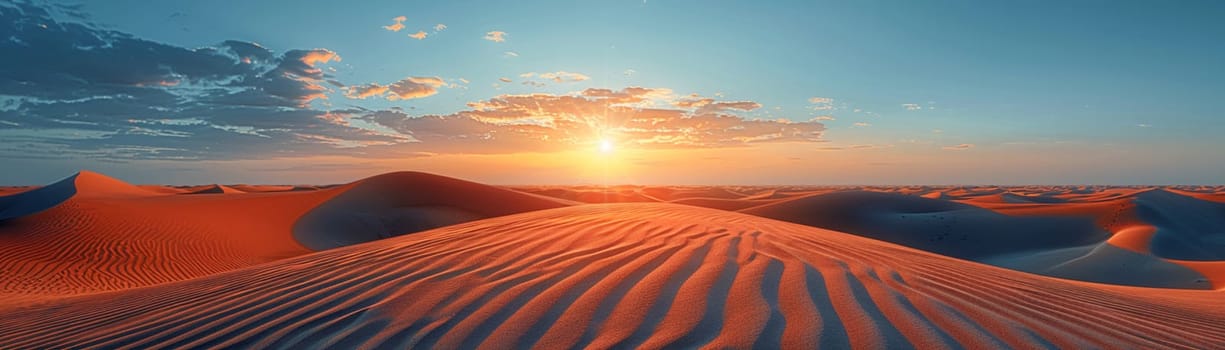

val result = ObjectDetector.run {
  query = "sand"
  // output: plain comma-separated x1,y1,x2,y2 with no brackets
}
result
1,172,1224,348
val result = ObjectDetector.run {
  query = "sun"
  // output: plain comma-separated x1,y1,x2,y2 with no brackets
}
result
598,139,615,154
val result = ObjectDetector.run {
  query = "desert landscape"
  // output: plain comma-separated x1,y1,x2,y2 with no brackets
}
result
4,0,1224,348
1,171,1223,348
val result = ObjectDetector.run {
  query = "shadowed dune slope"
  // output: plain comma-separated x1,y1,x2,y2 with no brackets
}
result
1136,189,1225,261
740,191,1107,260
737,190,1214,289
0,174,77,221
294,171,572,250
1,203,1222,349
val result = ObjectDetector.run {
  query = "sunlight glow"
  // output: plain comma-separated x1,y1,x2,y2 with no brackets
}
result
599,139,615,154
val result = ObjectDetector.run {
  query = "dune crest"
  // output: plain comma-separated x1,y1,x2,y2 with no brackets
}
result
0,171,152,221
1,203,1222,349
294,171,572,250
181,184,247,195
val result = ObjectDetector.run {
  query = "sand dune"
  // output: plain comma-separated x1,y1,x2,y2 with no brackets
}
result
0,171,151,220
513,186,661,203
0,172,344,298
3,172,1224,348
1134,189,1225,260
0,171,578,298
669,197,782,211
181,184,247,194
295,171,572,250
230,184,297,193
2,203,1223,349
740,190,1219,289
740,190,1108,259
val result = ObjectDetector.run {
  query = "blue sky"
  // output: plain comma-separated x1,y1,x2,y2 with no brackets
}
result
1,0,1223,184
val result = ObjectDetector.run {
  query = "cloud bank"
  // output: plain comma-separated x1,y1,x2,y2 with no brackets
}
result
0,2,826,162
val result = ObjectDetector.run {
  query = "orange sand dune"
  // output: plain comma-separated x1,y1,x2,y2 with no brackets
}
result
0,171,568,299
229,184,297,192
137,185,191,194
180,184,246,194
669,197,783,211
1,203,1223,348
0,172,343,298
0,186,37,196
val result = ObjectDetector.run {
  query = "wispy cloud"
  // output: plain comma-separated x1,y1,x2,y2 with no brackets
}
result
902,103,922,111
520,71,590,84
852,122,871,127
433,23,447,32
498,77,512,83
808,97,834,111
383,16,406,32
407,31,428,40
345,77,446,100
484,31,507,42
819,144,892,151
942,143,975,151
503,51,519,57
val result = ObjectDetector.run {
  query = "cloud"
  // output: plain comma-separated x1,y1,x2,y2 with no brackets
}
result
498,77,513,83
518,71,591,85
813,116,835,121
852,122,871,127
942,143,975,151
624,69,636,77
1136,123,1152,128
383,16,406,32
504,51,519,57
672,96,762,115
0,2,400,160
408,31,428,40
0,2,827,162
434,23,447,32
539,71,590,83
819,144,892,151
808,97,834,111
484,31,507,42
358,87,825,153
902,103,922,111
345,77,446,100
344,84,389,99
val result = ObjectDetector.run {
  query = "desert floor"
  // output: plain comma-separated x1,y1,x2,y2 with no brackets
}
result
1,171,1223,349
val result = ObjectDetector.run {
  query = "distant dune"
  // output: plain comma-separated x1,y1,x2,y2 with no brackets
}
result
1,172,1224,348
181,184,247,194
295,171,572,250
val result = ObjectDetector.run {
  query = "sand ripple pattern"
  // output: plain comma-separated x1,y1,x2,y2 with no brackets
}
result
2,203,1224,349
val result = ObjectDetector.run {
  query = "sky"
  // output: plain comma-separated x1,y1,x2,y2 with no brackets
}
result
1,0,1223,185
